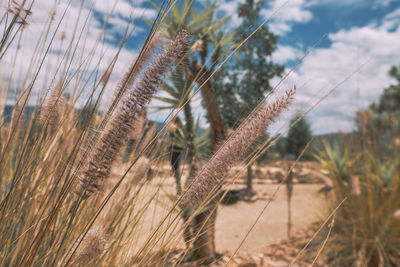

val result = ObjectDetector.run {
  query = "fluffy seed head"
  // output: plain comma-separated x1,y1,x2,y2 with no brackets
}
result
350,176,361,196
129,156,150,185
112,31,163,102
40,79,66,128
394,209,400,220
70,227,107,266
78,31,189,198
181,88,296,207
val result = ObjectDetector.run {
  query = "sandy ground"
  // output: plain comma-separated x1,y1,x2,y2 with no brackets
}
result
109,161,328,261
215,184,326,254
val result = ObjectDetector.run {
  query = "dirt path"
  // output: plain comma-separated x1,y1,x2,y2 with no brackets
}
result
215,184,326,254
109,163,328,264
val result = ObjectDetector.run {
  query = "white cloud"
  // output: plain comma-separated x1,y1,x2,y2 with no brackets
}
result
217,0,244,28
307,0,392,8
272,45,303,64
93,0,155,19
0,0,157,107
307,0,367,6
380,7,400,30
273,11,400,134
261,0,312,35
306,0,397,11
373,0,395,8
218,0,312,34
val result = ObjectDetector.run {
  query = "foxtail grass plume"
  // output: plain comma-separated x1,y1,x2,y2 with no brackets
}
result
69,227,107,266
181,88,296,207
78,31,189,198
40,79,65,127
350,176,361,196
129,156,151,185
112,31,163,102
139,123,157,152
131,110,147,141
393,209,400,220
394,136,400,147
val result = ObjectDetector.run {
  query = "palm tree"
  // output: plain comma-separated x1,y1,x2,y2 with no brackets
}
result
154,66,212,259
149,0,232,262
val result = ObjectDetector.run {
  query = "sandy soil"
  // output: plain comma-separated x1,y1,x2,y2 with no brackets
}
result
215,184,326,254
109,161,328,262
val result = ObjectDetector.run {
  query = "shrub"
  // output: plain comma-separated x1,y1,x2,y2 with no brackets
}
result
315,137,400,266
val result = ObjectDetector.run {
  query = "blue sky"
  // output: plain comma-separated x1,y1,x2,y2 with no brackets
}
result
2,0,400,135
278,0,399,54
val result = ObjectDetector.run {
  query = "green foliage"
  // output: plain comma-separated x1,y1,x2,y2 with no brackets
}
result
353,65,400,161
315,137,400,266
286,115,312,159
154,65,211,158
150,0,233,67
162,117,210,157
371,65,400,115
153,67,192,110
214,0,284,128
363,65,400,139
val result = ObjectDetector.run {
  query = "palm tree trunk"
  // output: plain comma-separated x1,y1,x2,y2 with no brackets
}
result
182,101,195,247
183,61,225,263
191,201,218,264
183,101,196,167
199,80,225,150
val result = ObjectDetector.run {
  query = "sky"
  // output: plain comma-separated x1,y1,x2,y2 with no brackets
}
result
1,0,400,135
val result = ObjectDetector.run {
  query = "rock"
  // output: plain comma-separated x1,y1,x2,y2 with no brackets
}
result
270,260,289,267
221,256,230,263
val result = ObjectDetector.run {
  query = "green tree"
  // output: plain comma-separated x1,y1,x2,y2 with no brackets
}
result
372,66,400,114
354,65,400,155
286,114,312,158
154,67,197,190
214,0,284,193
369,65,400,137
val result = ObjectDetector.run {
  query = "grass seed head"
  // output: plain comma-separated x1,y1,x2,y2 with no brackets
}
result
181,88,296,207
78,31,189,198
